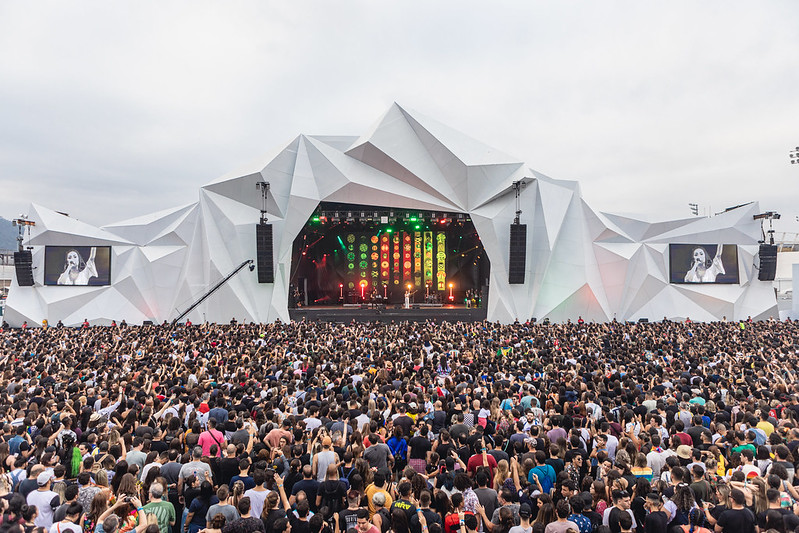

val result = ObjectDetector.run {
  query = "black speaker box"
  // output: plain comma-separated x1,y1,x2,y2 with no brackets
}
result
758,244,777,281
13,251,34,286
508,223,527,284
256,223,274,283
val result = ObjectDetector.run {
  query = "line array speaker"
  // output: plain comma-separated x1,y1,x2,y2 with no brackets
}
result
13,251,34,286
508,223,527,284
758,243,777,281
255,223,274,283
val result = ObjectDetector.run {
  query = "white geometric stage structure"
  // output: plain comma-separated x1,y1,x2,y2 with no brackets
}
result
5,103,778,326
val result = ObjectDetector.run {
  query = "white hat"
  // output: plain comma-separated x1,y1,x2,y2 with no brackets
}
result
37,471,54,486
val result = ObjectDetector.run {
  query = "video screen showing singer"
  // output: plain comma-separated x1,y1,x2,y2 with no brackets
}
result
684,245,725,283
57,247,98,286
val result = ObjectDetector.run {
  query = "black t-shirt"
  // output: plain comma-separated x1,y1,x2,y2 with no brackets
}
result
432,411,447,433
436,442,456,462
287,513,311,533
607,507,631,533
545,457,564,475
756,507,799,531
394,415,414,437
646,510,669,533
716,508,757,533
319,480,346,515
291,479,320,511
218,457,240,487
409,436,432,460
263,509,287,533
338,508,361,532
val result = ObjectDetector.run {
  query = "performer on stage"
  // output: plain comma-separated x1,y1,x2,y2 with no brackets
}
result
405,289,411,309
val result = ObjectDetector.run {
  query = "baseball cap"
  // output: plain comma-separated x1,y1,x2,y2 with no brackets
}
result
37,471,54,486
519,503,532,518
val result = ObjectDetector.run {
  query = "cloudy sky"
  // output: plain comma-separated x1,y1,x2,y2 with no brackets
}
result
2,1,798,234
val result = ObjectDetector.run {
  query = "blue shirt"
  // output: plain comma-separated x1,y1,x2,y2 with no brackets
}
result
528,464,556,494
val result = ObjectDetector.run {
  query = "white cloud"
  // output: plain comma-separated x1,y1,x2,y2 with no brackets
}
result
0,1,798,231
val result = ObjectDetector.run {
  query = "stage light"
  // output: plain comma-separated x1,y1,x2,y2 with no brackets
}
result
386,228,393,233
312,216,320,222
414,224,420,230
410,217,417,222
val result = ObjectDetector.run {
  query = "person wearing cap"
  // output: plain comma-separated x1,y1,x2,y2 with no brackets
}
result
27,471,61,529
312,432,339,483
508,503,532,533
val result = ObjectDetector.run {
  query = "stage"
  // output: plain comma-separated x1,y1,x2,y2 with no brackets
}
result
288,303,487,323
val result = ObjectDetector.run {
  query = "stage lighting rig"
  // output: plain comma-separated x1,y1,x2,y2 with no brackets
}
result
789,146,799,164
256,181,270,224
753,211,781,245
12,216,35,252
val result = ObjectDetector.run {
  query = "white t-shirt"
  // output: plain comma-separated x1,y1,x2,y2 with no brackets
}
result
28,489,60,528
49,521,82,533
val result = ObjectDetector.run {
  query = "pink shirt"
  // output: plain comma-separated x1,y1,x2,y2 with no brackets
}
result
198,429,225,457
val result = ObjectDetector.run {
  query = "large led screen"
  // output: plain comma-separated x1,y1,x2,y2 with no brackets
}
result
44,246,111,286
669,244,739,284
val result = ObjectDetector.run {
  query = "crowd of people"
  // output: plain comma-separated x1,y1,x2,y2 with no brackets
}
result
0,316,797,533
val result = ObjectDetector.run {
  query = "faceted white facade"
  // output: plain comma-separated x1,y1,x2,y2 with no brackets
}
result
5,104,778,326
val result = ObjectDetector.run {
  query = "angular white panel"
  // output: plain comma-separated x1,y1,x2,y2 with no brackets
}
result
5,104,778,325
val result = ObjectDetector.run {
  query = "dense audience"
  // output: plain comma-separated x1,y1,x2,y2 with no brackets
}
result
0,316,797,533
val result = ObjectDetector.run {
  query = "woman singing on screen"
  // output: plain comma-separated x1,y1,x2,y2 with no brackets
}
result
57,247,98,285
684,245,725,282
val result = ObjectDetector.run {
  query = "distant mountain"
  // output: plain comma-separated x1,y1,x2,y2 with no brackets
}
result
0,218,18,251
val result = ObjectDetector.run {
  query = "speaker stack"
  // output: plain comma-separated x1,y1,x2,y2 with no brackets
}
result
13,251,34,286
255,223,274,283
758,244,777,281
508,224,527,284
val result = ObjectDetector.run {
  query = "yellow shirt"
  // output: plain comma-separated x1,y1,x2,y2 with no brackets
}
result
365,484,392,519
757,421,775,437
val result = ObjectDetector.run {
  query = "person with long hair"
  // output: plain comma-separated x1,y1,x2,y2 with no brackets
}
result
391,508,410,533
57,248,98,286
83,492,109,533
670,484,700,530
186,481,215,533
590,481,608,517
629,478,650,533
684,245,724,283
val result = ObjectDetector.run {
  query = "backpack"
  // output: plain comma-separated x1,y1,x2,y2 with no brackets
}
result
376,507,391,533
320,481,344,518
9,469,24,492
387,437,407,461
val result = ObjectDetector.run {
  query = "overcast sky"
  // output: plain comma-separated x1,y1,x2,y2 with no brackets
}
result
2,1,798,235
